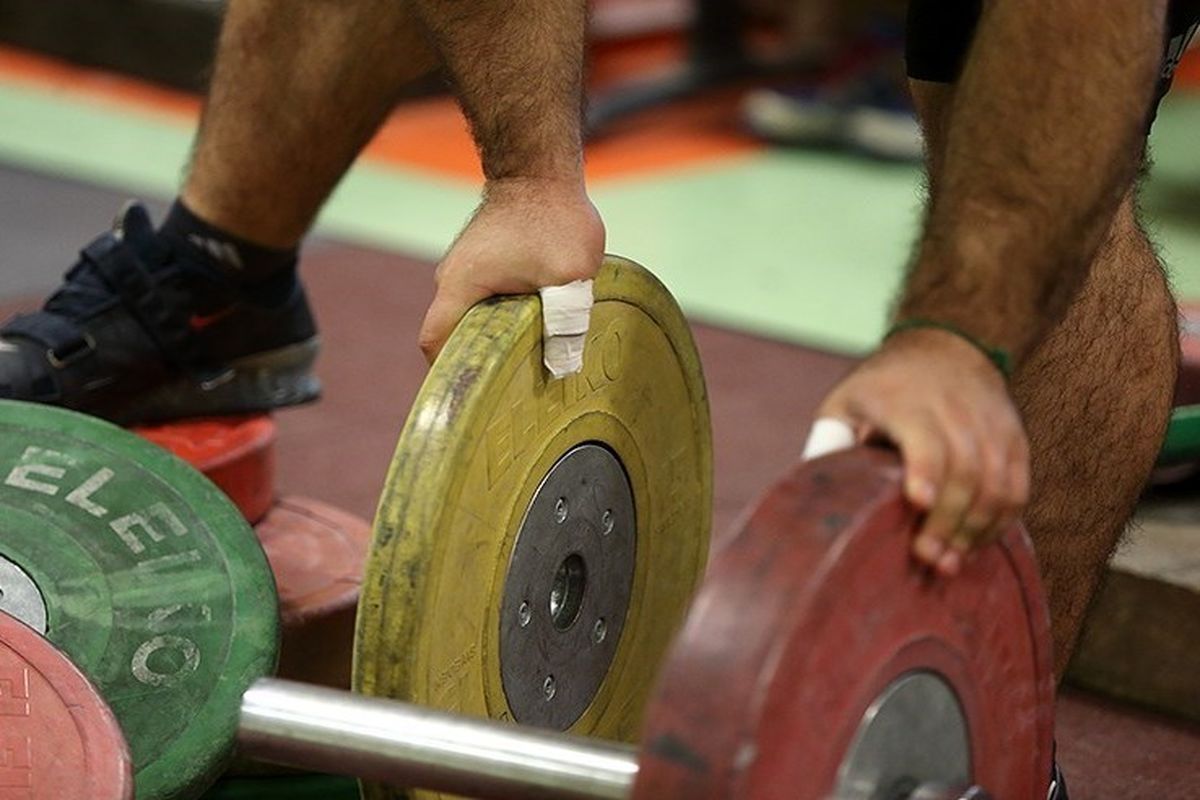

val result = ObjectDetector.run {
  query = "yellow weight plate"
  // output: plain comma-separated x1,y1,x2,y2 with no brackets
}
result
353,256,712,800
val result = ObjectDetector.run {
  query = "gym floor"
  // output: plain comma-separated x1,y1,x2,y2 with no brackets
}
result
2,36,1199,800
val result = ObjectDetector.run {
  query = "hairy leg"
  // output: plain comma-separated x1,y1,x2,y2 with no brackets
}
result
183,0,438,248
911,80,1178,678
1015,198,1177,678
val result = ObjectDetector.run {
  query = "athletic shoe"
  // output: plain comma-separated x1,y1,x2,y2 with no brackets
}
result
0,202,320,424
742,26,922,161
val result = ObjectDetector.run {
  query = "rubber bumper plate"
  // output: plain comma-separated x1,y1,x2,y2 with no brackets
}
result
255,496,371,689
133,416,276,524
0,401,280,800
633,448,1056,800
354,257,713,800
0,610,134,800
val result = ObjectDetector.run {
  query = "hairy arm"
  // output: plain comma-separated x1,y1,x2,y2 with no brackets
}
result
899,0,1168,364
815,2,1172,575
409,0,605,364
410,0,587,183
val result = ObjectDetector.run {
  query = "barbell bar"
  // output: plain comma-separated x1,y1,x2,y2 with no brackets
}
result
239,678,993,800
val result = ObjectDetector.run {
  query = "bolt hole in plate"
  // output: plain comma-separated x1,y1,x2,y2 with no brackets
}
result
632,448,1054,800
550,552,588,631
353,258,713,800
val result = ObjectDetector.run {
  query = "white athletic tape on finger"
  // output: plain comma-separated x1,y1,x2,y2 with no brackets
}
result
540,279,594,378
801,418,857,462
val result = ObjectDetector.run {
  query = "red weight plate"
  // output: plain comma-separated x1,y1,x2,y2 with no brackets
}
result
0,611,133,800
633,448,1055,800
134,416,276,523
255,497,371,689
1177,302,1200,407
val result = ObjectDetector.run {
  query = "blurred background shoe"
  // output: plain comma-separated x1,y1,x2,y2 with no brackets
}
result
742,22,922,161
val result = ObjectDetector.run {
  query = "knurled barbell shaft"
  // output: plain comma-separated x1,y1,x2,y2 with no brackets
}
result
238,678,639,800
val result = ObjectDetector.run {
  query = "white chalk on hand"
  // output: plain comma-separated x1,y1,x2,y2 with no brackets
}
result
540,279,594,378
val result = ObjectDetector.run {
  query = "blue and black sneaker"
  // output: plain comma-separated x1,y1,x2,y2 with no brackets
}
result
742,21,922,161
0,202,320,424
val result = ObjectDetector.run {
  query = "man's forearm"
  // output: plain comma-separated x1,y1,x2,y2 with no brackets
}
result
900,1,1167,364
411,0,587,183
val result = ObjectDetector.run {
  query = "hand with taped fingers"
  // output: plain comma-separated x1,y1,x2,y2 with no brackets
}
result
806,325,1030,577
417,177,606,371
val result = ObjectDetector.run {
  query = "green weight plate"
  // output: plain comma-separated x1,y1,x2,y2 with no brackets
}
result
0,400,279,800
200,775,360,800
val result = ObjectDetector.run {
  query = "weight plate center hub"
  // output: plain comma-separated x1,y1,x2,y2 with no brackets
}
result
834,671,971,799
0,553,49,634
500,443,636,730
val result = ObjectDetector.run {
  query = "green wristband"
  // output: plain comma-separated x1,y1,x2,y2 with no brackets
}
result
885,319,1013,379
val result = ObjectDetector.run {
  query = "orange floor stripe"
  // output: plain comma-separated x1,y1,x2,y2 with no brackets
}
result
0,42,760,184
3,33,1192,186
361,90,758,182
0,48,201,119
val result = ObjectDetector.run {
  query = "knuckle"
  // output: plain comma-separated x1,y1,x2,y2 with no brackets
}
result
949,444,980,487
544,259,600,287
946,420,989,486
978,454,1008,509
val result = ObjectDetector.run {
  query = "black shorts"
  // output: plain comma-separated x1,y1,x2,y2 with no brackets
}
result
906,1,1200,126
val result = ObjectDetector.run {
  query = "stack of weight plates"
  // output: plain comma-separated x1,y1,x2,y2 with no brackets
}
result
0,401,372,799
0,401,280,798
134,414,373,691
136,413,373,795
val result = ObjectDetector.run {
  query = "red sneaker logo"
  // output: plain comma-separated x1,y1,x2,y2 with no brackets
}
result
188,307,235,331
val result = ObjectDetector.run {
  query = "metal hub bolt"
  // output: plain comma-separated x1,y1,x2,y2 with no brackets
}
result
591,618,607,645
